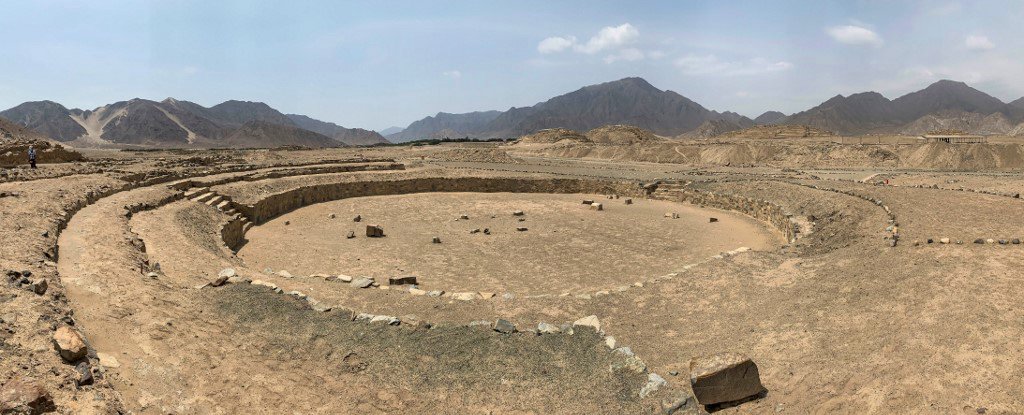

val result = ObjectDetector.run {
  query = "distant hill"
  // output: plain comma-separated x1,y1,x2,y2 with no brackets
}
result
388,111,502,142
1,98,382,148
716,125,835,139
393,77,753,140
287,114,389,146
681,119,752,138
378,126,404,136
784,80,1024,135
753,111,786,125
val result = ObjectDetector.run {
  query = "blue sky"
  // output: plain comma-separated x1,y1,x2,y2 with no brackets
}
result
2,0,1023,130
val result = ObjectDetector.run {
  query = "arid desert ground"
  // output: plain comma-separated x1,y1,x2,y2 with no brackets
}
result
4,137,1024,414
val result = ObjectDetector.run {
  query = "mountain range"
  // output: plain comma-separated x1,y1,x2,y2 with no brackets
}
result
0,98,389,148
388,78,1024,140
5,77,1024,148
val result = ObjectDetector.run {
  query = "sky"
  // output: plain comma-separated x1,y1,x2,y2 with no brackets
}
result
2,0,1023,131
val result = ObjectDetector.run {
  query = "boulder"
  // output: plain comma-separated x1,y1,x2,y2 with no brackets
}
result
389,275,418,286
366,224,385,237
351,277,374,288
218,268,236,278
573,315,601,333
493,319,516,334
30,279,47,295
590,203,603,211
0,376,54,414
624,198,633,205
53,326,88,362
689,353,765,406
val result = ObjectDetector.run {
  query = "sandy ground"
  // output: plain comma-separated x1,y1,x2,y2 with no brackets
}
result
238,192,781,294
8,143,1024,414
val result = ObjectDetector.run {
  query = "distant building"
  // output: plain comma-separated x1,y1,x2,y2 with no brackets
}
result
921,134,987,144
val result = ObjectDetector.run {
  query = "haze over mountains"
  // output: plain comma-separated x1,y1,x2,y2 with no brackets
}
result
4,77,1024,148
0,98,389,148
388,77,1024,141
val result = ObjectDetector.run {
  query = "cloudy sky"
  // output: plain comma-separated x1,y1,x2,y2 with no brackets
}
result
1,0,1022,130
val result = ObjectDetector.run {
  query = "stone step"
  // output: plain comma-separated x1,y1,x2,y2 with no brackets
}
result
184,188,208,199
205,195,224,206
242,222,253,233
193,192,215,203
216,200,231,210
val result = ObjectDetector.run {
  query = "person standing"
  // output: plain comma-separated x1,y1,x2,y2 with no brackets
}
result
28,145,37,169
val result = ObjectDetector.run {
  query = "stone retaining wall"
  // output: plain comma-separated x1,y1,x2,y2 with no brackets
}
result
239,177,646,225
649,183,797,243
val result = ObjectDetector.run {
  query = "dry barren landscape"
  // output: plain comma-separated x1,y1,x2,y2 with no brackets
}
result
3,135,1024,414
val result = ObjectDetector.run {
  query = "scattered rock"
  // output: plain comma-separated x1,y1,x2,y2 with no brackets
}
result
483,228,491,235
30,279,47,295
974,238,985,244
1014,238,1021,245
469,228,481,234
328,213,336,219
146,271,159,279
353,214,362,222
512,210,524,216
582,200,594,205
987,238,995,244
516,227,528,232
351,277,374,288
460,214,469,220
427,290,445,297
709,217,719,223
493,319,516,334
478,291,495,299
389,275,418,286
590,203,603,211
451,292,480,301
284,220,290,226
211,275,229,287
366,224,385,237
689,353,766,406
640,373,667,398
75,361,94,386
940,238,950,244
432,236,441,244
0,376,55,414
408,288,426,296
277,270,293,278
624,198,632,205
665,212,679,219
573,315,601,333
537,323,561,334
218,268,236,278
605,336,618,349
53,326,88,362
336,274,353,283
346,231,356,239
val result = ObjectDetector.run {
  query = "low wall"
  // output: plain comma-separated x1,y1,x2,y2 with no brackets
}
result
221,216,248,251
239,177,646,225
649,184,797,242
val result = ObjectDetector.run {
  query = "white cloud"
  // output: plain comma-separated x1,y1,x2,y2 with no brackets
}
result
575,23,639,54
674,55,793,76
603,48,646,64
442,70,462,79
537,36,576,54
965,35,994,50
826,25,884,47
537,23,639,56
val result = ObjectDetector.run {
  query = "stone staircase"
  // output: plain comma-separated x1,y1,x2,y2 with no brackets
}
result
184,187,253,233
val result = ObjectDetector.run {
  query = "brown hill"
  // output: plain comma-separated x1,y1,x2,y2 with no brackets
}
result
396,77,754,139
219,121,342,148
286,114,390,146
680,119,751,138
900,111,1019,136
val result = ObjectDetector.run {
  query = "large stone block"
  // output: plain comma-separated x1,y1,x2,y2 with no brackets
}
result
365,224,385,237
689,353,765,406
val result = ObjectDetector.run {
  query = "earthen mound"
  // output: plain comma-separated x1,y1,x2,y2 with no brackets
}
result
585,125,663,144
716,125,834,139
517,128,588,144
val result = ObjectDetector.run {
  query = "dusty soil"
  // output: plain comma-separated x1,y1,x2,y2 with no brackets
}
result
5,141,1024,414
238,192,781,294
